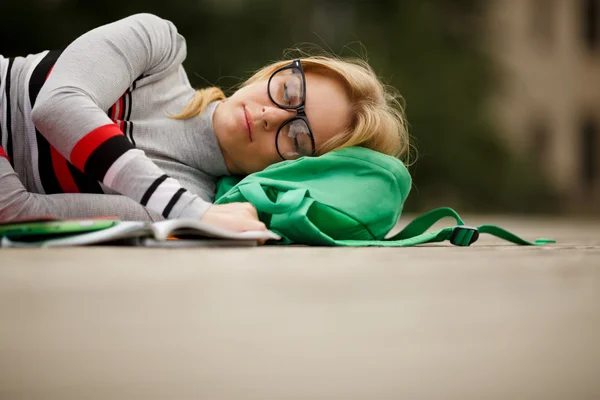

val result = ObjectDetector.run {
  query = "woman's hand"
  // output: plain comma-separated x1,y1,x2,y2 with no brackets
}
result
200,202,267,232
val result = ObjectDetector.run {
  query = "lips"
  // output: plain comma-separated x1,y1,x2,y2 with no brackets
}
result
243,105,254,142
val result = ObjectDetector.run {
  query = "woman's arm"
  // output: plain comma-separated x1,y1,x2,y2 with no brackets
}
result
0,155,161,222
30,13,209,220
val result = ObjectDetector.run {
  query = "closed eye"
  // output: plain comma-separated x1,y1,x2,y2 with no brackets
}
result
293,135,300,152
283,83,292,106
283,77,302,106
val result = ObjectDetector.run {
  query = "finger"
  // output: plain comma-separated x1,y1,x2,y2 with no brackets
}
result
243,203,258,218
246,220,267,231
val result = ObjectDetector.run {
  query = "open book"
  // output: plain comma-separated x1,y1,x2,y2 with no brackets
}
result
0,218,281,248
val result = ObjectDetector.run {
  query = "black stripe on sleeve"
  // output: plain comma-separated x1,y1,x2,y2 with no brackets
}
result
124,121,135,147
126,81,137,146
5,58,14,166
123,89,131,122
67,162,104,194
126,82,136,120
129,122,136,147
107,104,115,119
36,135,62,194
140,174,168,206
29,49,65,192
162,188,187,218
83,135,135,182
29,49,63,106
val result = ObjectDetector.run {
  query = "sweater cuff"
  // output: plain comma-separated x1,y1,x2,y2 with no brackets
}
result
174,196,212,219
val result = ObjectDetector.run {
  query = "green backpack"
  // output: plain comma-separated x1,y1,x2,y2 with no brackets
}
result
215,147,554,247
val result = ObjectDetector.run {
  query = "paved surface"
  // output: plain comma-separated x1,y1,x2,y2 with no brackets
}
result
0,215,599,399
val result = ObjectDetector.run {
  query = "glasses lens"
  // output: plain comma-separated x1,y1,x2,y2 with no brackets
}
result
277,119,314,160
268,67,304,108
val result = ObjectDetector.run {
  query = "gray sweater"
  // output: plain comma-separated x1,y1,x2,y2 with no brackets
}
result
0,13,229,222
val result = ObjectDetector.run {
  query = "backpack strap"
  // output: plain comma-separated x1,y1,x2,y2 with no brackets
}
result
335,207,555,247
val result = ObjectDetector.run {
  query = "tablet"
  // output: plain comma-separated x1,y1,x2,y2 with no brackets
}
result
0,219,120,241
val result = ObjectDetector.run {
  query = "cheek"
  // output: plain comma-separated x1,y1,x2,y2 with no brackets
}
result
252,140,281,171
233,83,268,105
218,101,238,134
256,138,277,160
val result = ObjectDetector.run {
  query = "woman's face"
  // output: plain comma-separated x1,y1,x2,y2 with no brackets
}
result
212,69,351,175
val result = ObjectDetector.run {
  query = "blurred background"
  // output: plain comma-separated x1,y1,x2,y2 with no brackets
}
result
2,0,599,215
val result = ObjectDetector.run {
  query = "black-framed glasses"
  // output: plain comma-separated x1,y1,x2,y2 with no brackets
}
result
267,60,316,161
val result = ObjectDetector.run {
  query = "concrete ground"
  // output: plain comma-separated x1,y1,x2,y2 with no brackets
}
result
0,215,599,399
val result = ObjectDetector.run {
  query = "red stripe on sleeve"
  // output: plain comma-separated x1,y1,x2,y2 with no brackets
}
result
51,146,80,193
0,147,9,161
70,124,124,171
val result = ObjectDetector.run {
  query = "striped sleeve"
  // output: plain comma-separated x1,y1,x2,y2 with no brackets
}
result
0,153,163,222
29,14,211,219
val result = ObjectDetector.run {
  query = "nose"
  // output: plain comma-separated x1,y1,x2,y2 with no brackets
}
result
261,105,296,132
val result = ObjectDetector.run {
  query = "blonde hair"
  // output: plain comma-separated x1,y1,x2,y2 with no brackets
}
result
171,86,226,120
172,53,410,161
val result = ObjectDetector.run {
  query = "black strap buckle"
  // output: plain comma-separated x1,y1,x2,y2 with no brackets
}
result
450,226,479,246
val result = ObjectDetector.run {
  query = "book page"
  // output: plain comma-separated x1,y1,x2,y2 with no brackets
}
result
150,219,281,242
